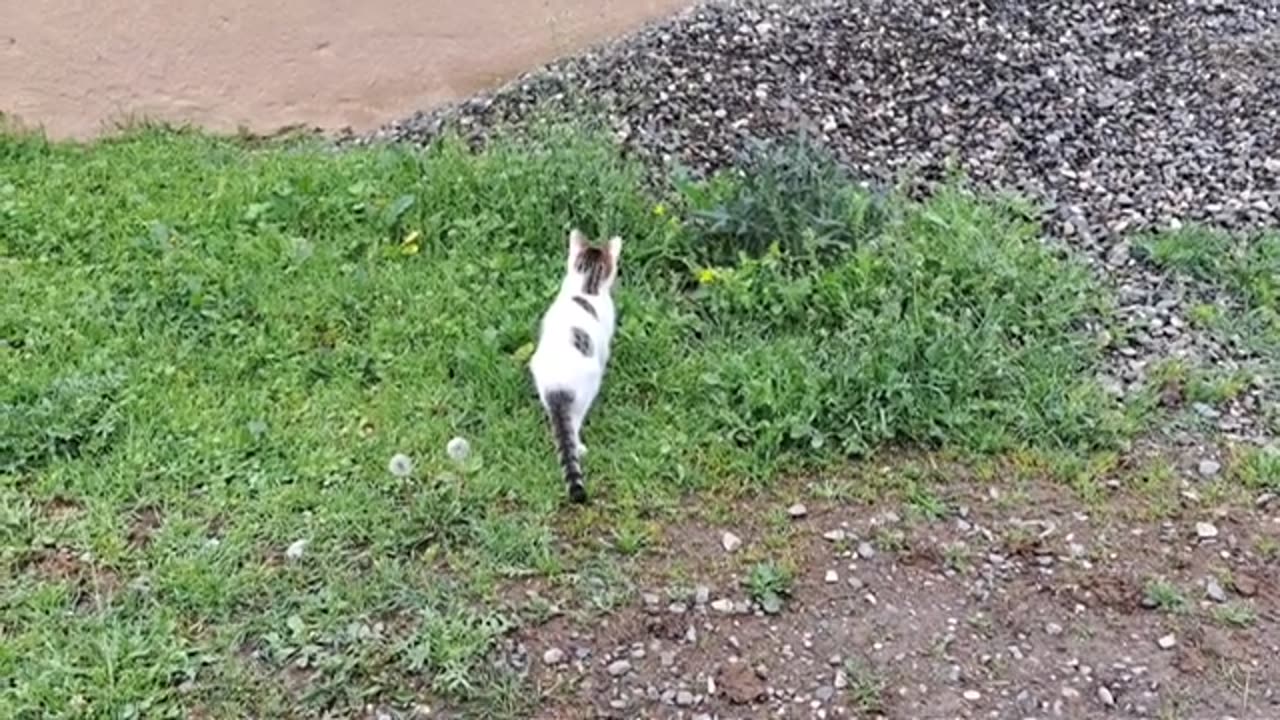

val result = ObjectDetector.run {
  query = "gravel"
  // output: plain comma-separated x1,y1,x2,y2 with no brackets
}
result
360,0,1280,439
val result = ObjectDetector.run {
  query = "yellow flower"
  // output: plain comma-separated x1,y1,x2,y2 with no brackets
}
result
697,268,720,285
652,203,667,217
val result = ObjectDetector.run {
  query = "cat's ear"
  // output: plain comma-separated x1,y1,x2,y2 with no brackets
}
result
608,236,623,262
568,229,588,255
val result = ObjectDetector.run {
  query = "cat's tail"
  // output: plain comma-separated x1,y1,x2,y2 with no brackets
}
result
545,389,587,503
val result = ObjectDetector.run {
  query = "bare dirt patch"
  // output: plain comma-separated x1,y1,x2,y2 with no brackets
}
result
515,481,1279,718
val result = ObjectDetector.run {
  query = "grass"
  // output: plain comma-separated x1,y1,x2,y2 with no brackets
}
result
1211,603,1257,629
1143,579,1188,614
1141,226,1280,416
2,125,1127,716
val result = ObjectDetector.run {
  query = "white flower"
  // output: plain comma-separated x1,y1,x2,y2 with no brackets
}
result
388,453,414,478
446,436,471,463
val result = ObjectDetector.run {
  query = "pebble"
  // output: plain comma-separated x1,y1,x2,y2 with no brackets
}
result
695,585,711,605
710,598,735,614
607,659,633,677
815,686,835,702
676,689,696,706
825,569,839,583
1197,459,1222,477
788,503,808,518
823,529,847,542
963,690,981,701
1157,634,1177,650
542,647,566,665
856,541,876,559
1206,577,1227,603
1195,522,1219,540
1098,685,1116,707
1046,622,1064,636
721,531,742,552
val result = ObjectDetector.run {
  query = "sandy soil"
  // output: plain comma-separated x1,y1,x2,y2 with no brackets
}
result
0,0,692,140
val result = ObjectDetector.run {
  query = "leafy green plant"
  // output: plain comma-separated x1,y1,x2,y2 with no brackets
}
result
1143,579,1187,614
678,137,887,269
1211,603,1256,628
744,561,794,614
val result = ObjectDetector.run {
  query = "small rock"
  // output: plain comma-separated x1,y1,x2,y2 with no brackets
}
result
1197,459,1221,477
285,539,308,561
1157,634,1177,650
676,690,696,707
788,503,808,518
815,685,836,702
1046,622,1064,636
963,690,981,701
1098,685,1116,707
694,585,711,605
1205,577,1227,603
607,659,633,677
722,531,743,552
823,529,847,542
834,670,848,689
543,648,566,665
857,541,876,559
825,569,839,583
711,598,735,614
1232,573,1259,597
1195,521,1219,539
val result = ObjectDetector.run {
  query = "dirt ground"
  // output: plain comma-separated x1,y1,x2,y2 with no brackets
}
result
0,0,691,139
503,475,1279,719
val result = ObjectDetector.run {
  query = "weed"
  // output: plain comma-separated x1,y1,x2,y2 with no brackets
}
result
1255,536,1280,561
744,562,793,614
842,658,888,714
1143,579,1188,614
943,543,972,573
1232,446,1280,492
611,518,654,557
1211,603,1256,628
904,482,949,520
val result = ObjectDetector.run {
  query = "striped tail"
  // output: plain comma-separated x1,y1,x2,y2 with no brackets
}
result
545,390,587,503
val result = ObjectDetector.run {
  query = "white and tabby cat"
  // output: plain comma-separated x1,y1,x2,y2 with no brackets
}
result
529,229,622,503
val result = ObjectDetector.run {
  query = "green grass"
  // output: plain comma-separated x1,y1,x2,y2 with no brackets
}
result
1141,226,1280,368
1143,579,1188,614
3,126,1124,716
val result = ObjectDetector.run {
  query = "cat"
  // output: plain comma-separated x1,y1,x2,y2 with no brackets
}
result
529,229,622,503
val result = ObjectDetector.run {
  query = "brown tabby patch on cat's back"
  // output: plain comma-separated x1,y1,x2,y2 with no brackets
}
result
574,247,613,295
